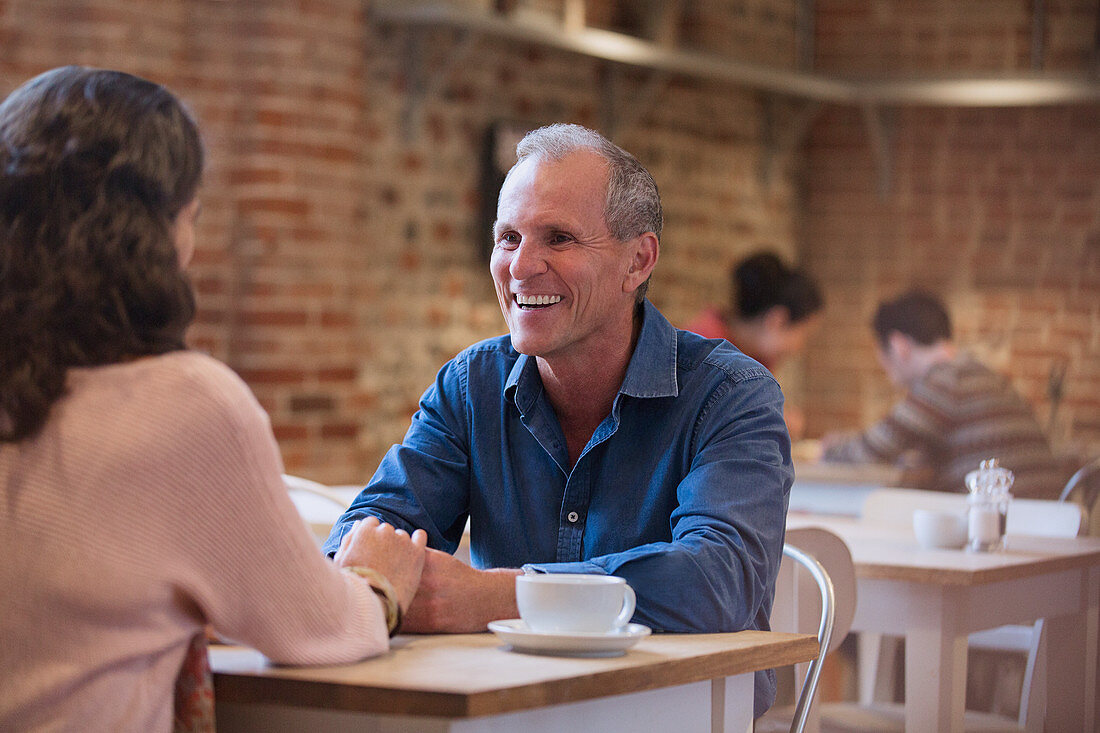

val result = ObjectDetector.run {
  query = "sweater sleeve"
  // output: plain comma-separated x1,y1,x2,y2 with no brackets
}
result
823,386,944,466
152,357,389,665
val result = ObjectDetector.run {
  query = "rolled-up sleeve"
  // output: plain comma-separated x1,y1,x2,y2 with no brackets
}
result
322,356,472,558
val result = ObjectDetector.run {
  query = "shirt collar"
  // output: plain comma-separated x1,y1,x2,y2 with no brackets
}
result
504,299,679,410
504,352,540,413
620,299,679,399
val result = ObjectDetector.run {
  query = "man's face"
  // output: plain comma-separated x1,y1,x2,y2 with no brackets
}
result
756,309,821,371
490,151,644,363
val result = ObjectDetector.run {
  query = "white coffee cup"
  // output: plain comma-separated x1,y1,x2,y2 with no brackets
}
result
516,574,636,634
913,509,968,550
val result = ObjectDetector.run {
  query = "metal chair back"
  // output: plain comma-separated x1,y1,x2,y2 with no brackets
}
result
782,543,835,733
767,527,854,733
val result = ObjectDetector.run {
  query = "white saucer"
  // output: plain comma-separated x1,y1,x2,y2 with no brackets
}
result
487,619,651,657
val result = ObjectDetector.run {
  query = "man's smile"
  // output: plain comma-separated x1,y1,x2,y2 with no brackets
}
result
514,294,562,310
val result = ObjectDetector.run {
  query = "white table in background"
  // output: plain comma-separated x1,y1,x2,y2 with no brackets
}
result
788,514,1100,733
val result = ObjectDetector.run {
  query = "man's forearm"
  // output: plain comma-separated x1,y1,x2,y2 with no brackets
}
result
401,550,522,633
470,568,523,628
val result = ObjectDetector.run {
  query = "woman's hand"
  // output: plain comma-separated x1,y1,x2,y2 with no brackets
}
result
335,516,427,611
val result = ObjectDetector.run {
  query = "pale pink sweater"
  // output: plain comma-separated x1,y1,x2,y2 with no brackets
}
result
0,352,387,732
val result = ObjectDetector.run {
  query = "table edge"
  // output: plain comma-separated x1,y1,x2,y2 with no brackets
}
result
213,633,818,718
854,548,1100,585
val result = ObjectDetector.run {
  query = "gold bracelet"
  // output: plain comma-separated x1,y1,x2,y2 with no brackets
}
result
342,566,402,637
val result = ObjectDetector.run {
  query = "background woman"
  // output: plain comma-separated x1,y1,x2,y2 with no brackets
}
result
688,251,824,371
687,251,824,439
0,66,425,732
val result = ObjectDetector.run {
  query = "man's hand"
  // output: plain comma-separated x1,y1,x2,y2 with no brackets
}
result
401,548,521,633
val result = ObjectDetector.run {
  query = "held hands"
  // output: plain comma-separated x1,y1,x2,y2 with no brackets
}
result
335,516,427,612
401,548,521,633
335,521,520,633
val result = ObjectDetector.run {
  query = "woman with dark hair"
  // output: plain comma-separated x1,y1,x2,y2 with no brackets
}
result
0,67,426,732
686,251,824,438
688,251,823,371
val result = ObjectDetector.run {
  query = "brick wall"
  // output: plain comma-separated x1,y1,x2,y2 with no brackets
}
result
1,0,802,483
804,1,1100,464
5,0,1094,481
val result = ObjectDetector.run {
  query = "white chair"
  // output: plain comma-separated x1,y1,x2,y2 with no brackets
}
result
821,488,1083,733
1060,456,1100,536
283,474,351,546
283,475,475,564
757,527,857,733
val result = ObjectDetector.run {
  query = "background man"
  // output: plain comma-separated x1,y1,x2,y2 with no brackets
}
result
822,290,1064,497
325,123,792,716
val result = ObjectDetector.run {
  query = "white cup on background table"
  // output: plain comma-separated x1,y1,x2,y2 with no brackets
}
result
913,508,968,550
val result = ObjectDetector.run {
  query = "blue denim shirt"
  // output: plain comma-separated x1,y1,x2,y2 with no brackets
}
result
324,300,792,715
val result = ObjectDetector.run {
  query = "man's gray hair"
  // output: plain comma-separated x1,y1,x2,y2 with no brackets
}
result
511,123,662,301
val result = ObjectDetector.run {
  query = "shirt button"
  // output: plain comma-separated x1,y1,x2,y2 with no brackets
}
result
567,511,579,523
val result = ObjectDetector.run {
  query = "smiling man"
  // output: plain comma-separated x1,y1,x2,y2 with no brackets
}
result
325,124,793,716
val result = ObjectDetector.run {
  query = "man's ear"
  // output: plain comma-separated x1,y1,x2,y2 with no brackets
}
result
887,330,912,360
624,232,659,293
762,305,791,330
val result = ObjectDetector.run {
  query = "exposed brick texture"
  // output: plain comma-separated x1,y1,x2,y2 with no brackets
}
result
805,1,1100,466
0,0,801,483
2,0,1095,482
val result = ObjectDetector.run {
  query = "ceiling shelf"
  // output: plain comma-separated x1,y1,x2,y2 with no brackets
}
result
374,2,1100,108
374,1,1100,196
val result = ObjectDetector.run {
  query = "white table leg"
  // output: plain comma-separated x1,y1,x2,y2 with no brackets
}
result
857,632,901,704
709,674,755,733
904,587,967,733
856,632,880,704
1042,566,1099,733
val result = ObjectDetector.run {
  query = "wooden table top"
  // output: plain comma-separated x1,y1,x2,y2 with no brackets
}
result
211,629,817,718
788,514,1100,586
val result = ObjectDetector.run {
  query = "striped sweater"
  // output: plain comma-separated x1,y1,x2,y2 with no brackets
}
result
823,354,1065,498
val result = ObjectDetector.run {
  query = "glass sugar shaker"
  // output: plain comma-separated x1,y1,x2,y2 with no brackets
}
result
964,458,1014,552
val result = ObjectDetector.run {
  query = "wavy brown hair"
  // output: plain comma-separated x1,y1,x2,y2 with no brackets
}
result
0,66,203,442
